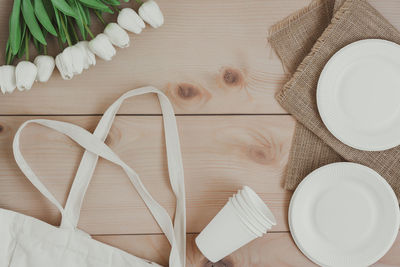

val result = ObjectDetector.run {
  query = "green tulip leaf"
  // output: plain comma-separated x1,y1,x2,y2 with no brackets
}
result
78,0,112,13
21,0,47,45
32,37,43,54
5,39,16,64
17,24,27,59
42,0,54,18
54,6,67,43
71,0,86,40
83,6,90,25
72,4,90,26
34,0,58,36
102,0,120,6
76,1,88,25
51,0,78,17
5,39,10,58
9,0,22,55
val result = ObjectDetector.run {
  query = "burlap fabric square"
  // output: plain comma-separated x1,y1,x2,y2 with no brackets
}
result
269,0,400,200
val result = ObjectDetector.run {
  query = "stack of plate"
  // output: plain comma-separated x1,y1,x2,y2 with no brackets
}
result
290,163,399,267
289,40,400,267
317,39,400,151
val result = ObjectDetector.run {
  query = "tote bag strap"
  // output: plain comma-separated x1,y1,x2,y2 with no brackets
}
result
13,87,186,267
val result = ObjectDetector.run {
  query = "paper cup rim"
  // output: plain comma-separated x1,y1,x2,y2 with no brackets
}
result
229,197,263,237
239,189,275,226
242,186,277,225
236,190,272,229
233,194,268,233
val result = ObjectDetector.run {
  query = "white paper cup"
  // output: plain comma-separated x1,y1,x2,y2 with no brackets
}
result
231,194,266,234
196,187,277,263
242,186,277,226
195,200,259,263
235,191,270,231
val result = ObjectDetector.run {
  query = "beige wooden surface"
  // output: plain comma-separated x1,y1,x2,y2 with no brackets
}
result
0,0,400,266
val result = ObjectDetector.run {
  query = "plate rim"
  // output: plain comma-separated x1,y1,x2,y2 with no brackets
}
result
317,39,400,151
289,162,400,267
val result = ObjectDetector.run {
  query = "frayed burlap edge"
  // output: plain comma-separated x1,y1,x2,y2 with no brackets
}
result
268,0,333,39
275,0,354,106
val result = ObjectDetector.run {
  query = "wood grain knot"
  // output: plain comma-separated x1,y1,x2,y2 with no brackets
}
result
223,68,241,86
248,144,274,165
177,83,199,100
0,124,3,133
217,67,247,93
166,82,211,111
203,259,233,267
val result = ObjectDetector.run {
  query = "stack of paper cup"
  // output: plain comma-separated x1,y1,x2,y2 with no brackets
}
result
195,186,276,263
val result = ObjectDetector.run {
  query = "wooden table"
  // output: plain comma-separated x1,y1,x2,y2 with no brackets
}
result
0,0,399,265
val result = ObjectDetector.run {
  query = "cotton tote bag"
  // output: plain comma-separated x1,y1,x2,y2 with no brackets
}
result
0,87,186,267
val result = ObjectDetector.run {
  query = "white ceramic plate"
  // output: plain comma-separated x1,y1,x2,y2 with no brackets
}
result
317,39,400,151
289,163,399,267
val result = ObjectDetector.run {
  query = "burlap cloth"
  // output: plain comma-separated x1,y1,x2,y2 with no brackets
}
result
268,0,400,200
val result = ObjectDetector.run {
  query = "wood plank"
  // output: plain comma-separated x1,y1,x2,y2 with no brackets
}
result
94,232,400,266
0,0,304,115
0,0,399,115
0,115,294,234
370,0,400,30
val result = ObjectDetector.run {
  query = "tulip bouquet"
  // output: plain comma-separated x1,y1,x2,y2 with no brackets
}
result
1,0,164,94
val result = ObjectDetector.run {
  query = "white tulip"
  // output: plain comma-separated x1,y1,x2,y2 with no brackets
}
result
117,8,145,34
66,46,84,75
55,45,87,80
139,0,164,28
55,51,74,80
88,33,116,61
0,65,16,94
34,55,55,82
16,61,37,91
75,41,96,69
104,23,130,48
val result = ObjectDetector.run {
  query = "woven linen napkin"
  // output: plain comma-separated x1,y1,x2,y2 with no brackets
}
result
269,0,400,200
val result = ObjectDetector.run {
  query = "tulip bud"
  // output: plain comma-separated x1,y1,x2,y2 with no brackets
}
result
104,23,130,48
66,46,84,75
117,8,145,34
55,52,74,80
139,0,164,28
16,61,38,91
75,41,96,69
34,55,55,82
88,34,116,61
0,65,16,94
55,45,87,80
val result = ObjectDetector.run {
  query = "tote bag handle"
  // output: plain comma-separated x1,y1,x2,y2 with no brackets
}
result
13,87,186,267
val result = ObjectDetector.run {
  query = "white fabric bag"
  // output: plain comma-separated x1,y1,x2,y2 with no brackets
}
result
0,87,186,267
